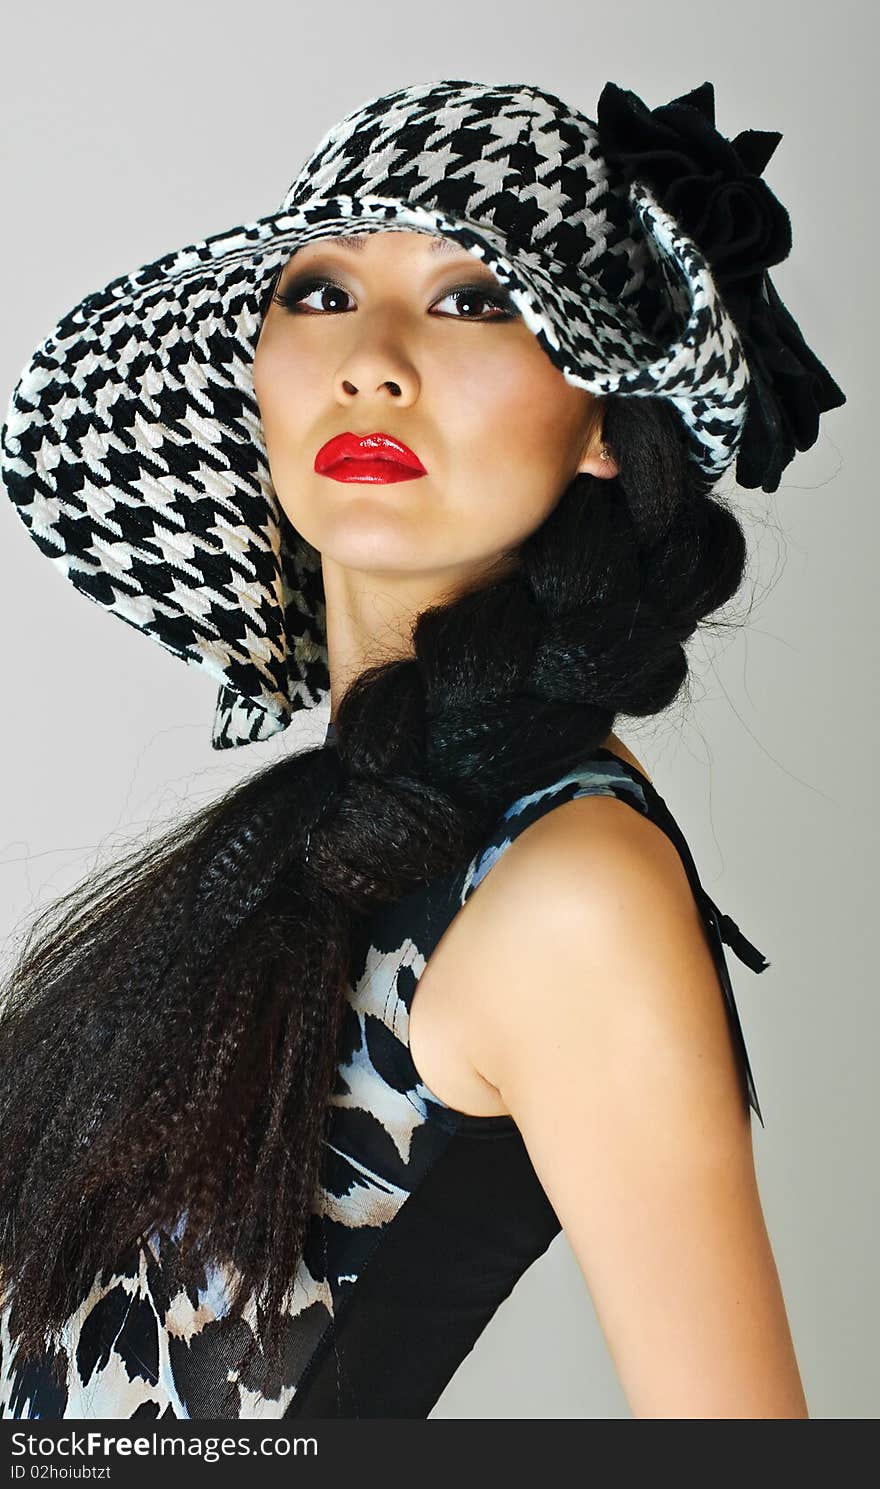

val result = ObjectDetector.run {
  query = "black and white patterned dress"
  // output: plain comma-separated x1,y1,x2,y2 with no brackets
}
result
0,747,765,1419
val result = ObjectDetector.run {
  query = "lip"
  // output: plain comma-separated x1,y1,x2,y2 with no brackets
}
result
314,432,427,483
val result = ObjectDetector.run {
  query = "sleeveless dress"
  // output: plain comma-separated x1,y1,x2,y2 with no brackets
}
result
0,743,768,1420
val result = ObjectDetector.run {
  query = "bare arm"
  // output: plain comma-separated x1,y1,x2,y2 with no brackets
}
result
464,794,809,1419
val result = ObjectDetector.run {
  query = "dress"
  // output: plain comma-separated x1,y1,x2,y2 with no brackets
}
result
0,743,766,1420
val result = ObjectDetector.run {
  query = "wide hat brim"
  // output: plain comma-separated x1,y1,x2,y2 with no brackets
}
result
1,184,749,749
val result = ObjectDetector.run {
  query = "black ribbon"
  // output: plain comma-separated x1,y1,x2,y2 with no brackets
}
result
700,891,771,975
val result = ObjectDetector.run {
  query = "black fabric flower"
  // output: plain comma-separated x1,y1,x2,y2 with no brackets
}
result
596,81,846,492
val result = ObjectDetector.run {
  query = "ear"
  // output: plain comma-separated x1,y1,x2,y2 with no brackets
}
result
576,430,619,480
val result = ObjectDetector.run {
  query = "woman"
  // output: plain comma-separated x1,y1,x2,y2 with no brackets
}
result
0,77,844,1419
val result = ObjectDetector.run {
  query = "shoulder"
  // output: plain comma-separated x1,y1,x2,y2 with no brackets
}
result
461,784,751,1139
464,780,689,971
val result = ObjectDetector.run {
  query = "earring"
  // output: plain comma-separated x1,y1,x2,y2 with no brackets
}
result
599,444,610,462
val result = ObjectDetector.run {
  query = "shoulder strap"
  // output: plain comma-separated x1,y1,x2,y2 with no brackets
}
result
459,749,767,1127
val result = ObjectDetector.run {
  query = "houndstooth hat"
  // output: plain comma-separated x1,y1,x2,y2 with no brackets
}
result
1,77,845,749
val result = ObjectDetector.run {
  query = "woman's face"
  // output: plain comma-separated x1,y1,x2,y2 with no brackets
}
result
253,229,616,583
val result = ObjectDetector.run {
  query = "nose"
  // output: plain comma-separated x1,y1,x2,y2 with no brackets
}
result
334,324,420,407
340,376,403,397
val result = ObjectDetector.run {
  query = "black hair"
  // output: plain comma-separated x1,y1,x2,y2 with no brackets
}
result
0,392,747,1412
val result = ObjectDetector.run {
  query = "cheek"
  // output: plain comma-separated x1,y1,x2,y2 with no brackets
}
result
506,363,591,471
447,344,590,504
453,344,584,454
253,334,324,444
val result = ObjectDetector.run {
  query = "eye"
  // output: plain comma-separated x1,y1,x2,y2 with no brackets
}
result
429,285,517,321
273,278,355,314
272,276,517,321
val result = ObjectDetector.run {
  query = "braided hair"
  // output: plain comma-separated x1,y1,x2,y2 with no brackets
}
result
0,392,747,1410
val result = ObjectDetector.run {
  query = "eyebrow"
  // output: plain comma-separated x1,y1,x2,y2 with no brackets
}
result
326,233,460,255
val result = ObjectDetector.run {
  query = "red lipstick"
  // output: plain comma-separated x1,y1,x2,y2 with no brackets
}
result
314,432,427,483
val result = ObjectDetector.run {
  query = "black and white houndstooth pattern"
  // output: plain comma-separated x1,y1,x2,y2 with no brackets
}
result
1,79,750,749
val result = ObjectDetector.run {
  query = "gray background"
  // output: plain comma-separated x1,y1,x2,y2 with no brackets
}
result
0,0,872,1419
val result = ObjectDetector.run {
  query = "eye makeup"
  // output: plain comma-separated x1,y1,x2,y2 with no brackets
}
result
273,274,517,320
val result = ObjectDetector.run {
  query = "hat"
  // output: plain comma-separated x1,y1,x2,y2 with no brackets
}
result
1,78,845,749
